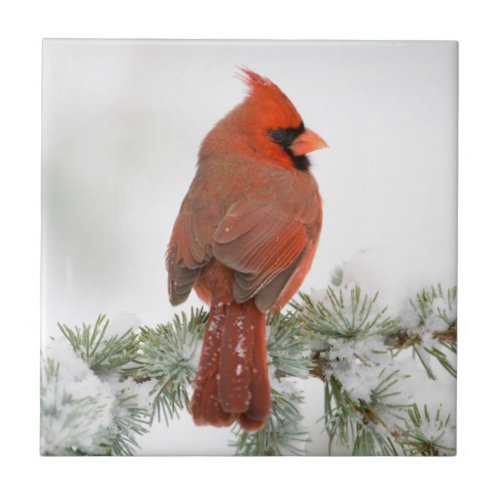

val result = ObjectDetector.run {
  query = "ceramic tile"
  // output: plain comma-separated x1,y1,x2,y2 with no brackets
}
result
41,39,457,456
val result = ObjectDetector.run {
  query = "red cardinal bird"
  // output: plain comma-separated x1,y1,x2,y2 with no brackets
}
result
167,68,326,431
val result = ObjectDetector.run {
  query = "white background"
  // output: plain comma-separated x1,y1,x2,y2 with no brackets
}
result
1,0,499,498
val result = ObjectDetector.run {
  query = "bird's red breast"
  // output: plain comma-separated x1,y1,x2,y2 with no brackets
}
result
167,68,326,431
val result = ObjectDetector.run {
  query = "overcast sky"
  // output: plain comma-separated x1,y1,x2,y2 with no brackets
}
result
42,40,457,454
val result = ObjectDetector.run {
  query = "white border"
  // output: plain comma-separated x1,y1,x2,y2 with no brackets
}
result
1,0,499,498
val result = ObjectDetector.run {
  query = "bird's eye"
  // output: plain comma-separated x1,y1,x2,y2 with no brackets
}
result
270,129,286,143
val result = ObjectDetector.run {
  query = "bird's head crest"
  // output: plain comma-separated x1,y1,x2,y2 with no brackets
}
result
236,67,302,127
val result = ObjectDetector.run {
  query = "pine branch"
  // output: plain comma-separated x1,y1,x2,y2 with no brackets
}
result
44,316,151,456
43,278,457,456
124,308,207,424
323,369,408,456
386,285,457,379
409,284,457,329
230,387,308,456
92,389,150,456
267,311,313,379
292,284,411,455
57,314,138,374
40,357,111,455
395,404,455,456
293,284,400,344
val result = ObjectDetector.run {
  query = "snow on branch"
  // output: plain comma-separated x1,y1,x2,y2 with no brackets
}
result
41,279,457,456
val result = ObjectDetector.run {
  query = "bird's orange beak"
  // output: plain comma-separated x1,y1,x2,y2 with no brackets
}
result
290,128,328,156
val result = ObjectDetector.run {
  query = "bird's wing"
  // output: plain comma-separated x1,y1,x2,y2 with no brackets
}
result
212,199,320,310
167,160,321,308
167,201,223,305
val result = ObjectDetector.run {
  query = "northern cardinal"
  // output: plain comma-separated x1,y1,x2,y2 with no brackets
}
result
167,69,326,431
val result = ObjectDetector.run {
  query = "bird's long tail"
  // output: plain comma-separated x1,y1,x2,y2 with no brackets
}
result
190,300,271,431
